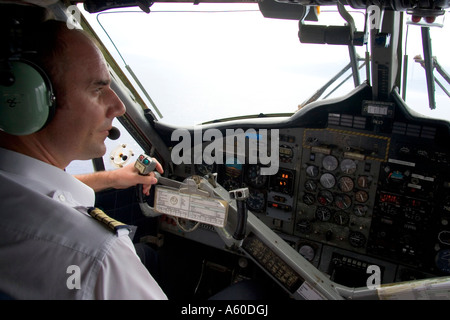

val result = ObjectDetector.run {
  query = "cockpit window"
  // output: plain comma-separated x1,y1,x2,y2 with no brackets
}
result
79,3,449,126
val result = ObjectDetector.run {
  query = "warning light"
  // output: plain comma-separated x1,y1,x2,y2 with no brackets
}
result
380,193,400,205
271,169,294,195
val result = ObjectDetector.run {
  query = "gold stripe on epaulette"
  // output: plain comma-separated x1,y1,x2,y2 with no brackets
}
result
88,207,130,233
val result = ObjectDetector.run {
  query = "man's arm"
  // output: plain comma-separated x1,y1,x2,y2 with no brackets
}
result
93,234,168,300
74,160,163,195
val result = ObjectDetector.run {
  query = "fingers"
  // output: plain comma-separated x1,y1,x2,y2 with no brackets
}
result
148,171,159,185
141,158,162,196
141,172,157,196
154,159,164,174
142,184,152,196
133,156,162,196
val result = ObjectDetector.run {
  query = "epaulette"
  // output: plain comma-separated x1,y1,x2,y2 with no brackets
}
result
88,207,131,235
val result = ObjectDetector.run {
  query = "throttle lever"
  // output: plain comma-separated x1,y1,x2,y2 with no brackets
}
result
135,154,157,176
135,154,179,188
134,154,239,242
135,154,159,205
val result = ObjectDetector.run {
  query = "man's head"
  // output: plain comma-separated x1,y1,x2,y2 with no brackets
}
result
0,16,125,169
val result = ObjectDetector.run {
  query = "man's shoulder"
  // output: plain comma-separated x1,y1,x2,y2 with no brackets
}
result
0,179,122,259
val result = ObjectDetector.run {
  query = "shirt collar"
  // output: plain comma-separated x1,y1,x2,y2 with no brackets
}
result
0,147,95,208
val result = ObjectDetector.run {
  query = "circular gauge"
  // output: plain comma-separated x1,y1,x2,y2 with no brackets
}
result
338,176,354,192
340,159,357,174
299,244,315,261
357,175,370,188
306,165,319,177
322,155,339,171
317,190,333,206
355,190,369,203
354,205,368,217
304,179,317,192
245,165,268,188
320,172,336,189
335,194,352,210
222,178,241,191
302,193,315,205
348,231,366,248
247,190,266,212
333,211,350,226
315,206,332,222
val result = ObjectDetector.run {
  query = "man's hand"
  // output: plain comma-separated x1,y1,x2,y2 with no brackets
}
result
74,158,163,195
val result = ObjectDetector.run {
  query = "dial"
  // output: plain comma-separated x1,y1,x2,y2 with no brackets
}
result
304,179,317,192
354,205,368,217
245,165,268,188
355,190,369,203
340,159,357,174
247,190,266,212
306,165,319,177
222,178,241,191
348,231,366,248
333,211,350,226
317,190,333,206
320,173,336,189
322,155,339,171
335,194,352,210
302,193,315,205
315,206,332,222
299,244,315,261
338,176,354,193
357,175,370,188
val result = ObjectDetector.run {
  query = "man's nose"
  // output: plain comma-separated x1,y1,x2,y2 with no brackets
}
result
107,88,126,118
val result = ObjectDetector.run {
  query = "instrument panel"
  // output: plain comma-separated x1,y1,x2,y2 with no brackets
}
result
158,86,450,288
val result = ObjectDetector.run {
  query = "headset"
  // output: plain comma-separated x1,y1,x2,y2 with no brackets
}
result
0,4,56,136
0,59,56,136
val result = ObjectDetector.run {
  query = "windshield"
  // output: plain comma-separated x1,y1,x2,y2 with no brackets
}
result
79,3,450,126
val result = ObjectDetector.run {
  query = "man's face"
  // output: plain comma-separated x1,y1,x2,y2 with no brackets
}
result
44,30,126,164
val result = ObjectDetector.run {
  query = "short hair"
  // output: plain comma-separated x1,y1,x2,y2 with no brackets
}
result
26,20,95,102
26,20,71,95
1,4,98,101
1,4,70,100
0,3,50,60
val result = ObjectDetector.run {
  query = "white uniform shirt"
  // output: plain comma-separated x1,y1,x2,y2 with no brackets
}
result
0,147,167,300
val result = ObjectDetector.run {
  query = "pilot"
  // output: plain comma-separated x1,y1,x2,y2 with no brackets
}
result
0,3,272,301
0,13,166,299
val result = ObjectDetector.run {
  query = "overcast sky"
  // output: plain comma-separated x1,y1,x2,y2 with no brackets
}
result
79,3,450,126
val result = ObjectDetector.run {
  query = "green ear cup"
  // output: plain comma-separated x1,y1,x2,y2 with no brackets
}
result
0,60,55,136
